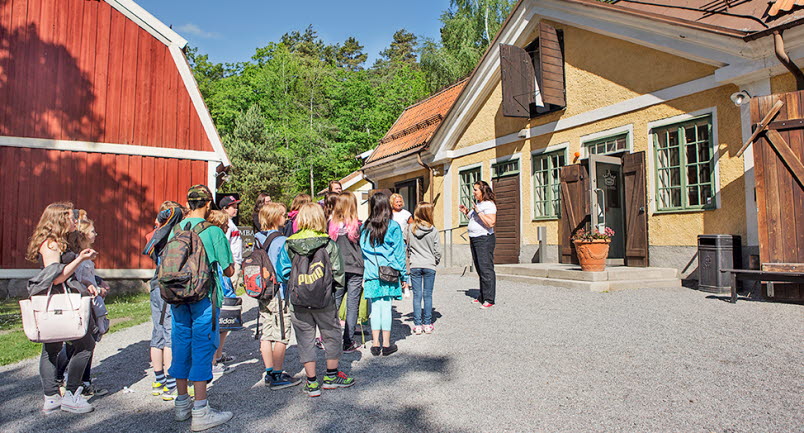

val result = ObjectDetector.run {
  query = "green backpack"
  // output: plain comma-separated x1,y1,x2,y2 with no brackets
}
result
158,221,214,305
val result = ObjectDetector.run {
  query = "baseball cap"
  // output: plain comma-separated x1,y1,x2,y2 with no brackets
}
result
187,184,214,204
219,195,241,209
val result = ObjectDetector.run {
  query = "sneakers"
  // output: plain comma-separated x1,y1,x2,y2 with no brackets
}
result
481,302,494,309
212,364,231,375
314,337,325,350
370,346,382,357
413,325,423,335
269,372,301,391
423,324,434,334
191,404,233,431
164,385,193,401
61,387,94,413
152,380,167,396
215,353,235,364
81,381,108,397
322,371,355,389
472,298,481,304
305,380,322,397
174,397,193,421
42,394,61,414
343,341,361,353
382,344,398,356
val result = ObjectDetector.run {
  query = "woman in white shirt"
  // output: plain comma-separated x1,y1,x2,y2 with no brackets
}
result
390,193,414,236
458,180,497,308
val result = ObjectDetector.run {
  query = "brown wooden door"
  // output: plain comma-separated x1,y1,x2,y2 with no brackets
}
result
492,175,521,264
622,152,649,267
559,165,590,264
751,92,804,301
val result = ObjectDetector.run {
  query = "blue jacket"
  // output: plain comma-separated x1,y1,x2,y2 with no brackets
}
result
360,220,409,284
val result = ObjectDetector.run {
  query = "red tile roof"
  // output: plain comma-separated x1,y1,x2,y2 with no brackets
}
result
364,79,468,167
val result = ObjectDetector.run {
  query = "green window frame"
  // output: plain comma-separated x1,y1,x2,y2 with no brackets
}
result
532,150,566,220
459,166,481,225
584,133,628,156
652,115,715,212
492,159,520,178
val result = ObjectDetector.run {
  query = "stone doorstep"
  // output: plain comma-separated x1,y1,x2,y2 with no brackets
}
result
495,274,682,292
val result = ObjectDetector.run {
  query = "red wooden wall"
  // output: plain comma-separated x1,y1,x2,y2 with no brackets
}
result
0,0,221,270
0,147,210,269
0,0,212,151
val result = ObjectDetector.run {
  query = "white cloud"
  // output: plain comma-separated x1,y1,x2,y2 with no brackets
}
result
176,23,221,39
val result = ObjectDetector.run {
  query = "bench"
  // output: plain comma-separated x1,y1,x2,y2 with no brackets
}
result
720,268,804,303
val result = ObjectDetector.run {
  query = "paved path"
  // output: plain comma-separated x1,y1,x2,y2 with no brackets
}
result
1,274,802,432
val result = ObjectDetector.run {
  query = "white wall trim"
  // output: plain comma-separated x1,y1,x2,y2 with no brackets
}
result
341,172,366,190
363,154,423,180
435,74,719,163
646,106,720,213
0,269,155,279
442,162,454,230
104,0,188,48
169,45,231,166
530,141,570,157
739,79,771,247
0,136,223,161
457,161,484,174
580,124,634,158
490,152,522,166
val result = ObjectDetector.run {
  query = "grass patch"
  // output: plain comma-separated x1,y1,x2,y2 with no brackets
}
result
0,292,151,366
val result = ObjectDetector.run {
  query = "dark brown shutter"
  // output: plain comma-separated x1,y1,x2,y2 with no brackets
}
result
559,164,589,264
622,152,649,267
499,44,535,118
538,22,565,107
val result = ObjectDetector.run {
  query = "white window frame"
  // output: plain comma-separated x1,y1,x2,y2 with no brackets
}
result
580,124,634,158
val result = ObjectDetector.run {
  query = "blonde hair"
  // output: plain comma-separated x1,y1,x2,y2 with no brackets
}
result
290,194,312,212
207,210,230,231
413,202,435,231
295,203,327,233
329,192,360,242
389,193,404,207
259,202,287,231
26,202,74,262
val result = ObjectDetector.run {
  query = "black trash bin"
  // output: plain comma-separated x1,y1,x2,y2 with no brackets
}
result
697,234,742,293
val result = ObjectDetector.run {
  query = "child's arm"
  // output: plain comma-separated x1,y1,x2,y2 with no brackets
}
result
432,230,442,266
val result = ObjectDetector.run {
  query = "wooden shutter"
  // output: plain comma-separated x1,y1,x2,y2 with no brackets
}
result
499,44,535,118
622,152,649,267
559,164,589,264
538,22,565,107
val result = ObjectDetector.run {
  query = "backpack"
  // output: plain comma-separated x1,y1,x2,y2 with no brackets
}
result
242,231,282,300
287,242,334,310
157,221,214,305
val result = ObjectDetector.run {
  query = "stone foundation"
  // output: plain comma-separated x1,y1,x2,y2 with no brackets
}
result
1,278,150,299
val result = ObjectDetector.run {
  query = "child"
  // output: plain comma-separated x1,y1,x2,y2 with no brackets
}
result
276,203,355,397
328,192,364,352
206,210,236,374
254,202,300,390
407,202,441,335
143,201,184,400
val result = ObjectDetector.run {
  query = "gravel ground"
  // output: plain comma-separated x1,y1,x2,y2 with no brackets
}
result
1,274,802,433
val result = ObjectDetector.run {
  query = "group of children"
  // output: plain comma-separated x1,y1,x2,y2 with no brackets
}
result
28,180,442,432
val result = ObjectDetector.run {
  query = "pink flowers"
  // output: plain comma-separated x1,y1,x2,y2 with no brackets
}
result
571,227,615,241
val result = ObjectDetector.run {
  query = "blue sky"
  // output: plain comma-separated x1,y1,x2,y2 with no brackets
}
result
136,0,452,65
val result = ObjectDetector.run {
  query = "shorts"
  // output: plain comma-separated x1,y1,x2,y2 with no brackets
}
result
259,297,291,345
168,297,220,382
149,277,172,349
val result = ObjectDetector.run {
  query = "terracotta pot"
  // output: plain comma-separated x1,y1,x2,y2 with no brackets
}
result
573,239,611,272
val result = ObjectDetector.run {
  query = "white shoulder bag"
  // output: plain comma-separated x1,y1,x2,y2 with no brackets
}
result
19,283,92,343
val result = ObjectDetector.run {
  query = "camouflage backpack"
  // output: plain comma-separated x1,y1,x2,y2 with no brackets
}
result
158,221,213,305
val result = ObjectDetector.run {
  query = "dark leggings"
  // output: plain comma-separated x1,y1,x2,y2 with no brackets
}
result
41,333,95,395
56,343,92,383
334,273,364,346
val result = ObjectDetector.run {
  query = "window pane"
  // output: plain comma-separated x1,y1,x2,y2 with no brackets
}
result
699,164,711,184
688,186,699,206
685,126,697,144
686,143,697,164
687,165,698,184
669,146,680,166
698,143,710,162
701,185,712,205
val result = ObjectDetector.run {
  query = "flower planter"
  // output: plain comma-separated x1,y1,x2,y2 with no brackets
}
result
573,239,611,272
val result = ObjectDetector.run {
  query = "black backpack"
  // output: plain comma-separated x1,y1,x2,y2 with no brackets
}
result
287,243,334,309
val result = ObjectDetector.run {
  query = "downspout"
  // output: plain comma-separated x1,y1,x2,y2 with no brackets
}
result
774,30,804,91
417,151,435,203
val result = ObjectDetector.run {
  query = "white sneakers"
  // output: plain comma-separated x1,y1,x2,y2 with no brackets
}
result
60,387,94,413
174,397,193,421
191,405,233,432
42,394,61,414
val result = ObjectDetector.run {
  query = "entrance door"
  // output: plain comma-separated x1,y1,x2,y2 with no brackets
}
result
589,154,625,260
492,174,521,264
394,178,421,213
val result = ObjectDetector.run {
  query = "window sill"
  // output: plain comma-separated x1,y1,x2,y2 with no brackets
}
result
531,216,560,222
653,206,715,215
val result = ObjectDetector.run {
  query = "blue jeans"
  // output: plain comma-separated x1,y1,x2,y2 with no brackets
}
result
410,268,436,326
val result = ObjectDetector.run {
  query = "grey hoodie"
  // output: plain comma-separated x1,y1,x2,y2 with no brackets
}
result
407,224,442,270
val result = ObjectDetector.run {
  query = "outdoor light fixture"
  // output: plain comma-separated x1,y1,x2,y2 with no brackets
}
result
518,128,530,139
730,90,752,106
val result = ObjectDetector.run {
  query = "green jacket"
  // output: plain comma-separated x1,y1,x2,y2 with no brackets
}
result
276,229,345,292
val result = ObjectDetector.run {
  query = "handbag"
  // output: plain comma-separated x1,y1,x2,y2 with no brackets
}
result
19,283,91,343
218,296,243,331
370,244,400,283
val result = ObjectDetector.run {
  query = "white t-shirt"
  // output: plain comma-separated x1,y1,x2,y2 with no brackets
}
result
393,209,412,238
225,219,243,265
467,201,497,237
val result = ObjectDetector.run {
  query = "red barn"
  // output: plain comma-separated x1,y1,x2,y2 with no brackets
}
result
0,0,230,283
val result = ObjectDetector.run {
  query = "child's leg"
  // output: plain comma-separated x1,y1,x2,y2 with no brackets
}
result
272,342,288,371
290,309,318,379
410,269,423,326
151,347,165,372
423,269,436,325
214,331,230,363
378,297,393,347
343,273,362,346
317,304,343,363
369,297,383,346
